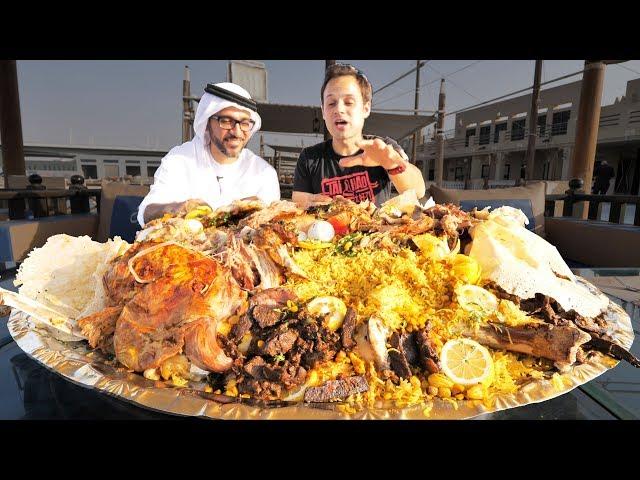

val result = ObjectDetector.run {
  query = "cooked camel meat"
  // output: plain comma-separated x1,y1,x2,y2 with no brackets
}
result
209,198,265,217
184,317,235,372
495,290,639,367
415,328,440,374
225,238,260,290
220,235,287,291
81,242,246,373
341,307,357,349
237,200,303,230
242,244,284,290
263,329,299,356
237,378,283,399
564,310,610,337
388,332,418,379
113,301,187,372
303,376,369,403
250,287,297,309
250,225,308,279
262,362,307,389
252,305,284,329
13,194,637,411
388,215,436,237
230,314,252,342
489,283,521,305
248,287,298,328
464,322,591,365
584,334,640,367
244,356,266,378
78,305,122,354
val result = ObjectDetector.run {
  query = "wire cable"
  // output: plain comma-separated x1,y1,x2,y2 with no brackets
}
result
446,68,586,117
375,60,483,107
614,62,640,76
372,61,428,96
427,63,481,101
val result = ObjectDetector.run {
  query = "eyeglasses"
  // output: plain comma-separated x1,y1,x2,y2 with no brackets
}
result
210,115,255,132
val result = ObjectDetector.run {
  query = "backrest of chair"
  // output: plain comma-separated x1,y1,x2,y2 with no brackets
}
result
97,182,150,242
429,182,547,236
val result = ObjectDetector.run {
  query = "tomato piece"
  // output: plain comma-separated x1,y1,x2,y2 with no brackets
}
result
327,213,350,236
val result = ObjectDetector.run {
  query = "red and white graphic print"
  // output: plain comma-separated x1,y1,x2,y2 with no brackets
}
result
321,171,379,203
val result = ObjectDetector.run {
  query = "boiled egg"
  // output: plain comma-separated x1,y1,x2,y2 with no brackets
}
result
306,220,335,242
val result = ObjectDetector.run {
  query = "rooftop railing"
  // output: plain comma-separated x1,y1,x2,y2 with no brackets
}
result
420,122,572,155
545,179,640,226
0,174,100,220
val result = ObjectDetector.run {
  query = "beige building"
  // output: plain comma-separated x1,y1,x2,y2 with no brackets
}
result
416,78,640,195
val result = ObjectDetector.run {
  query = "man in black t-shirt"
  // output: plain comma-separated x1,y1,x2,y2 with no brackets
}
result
293,63,426,207
294,134,406,205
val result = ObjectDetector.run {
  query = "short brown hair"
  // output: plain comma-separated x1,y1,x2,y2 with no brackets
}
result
321,63,372,105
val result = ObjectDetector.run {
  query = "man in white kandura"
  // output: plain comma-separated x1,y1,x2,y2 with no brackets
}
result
137,82,280,226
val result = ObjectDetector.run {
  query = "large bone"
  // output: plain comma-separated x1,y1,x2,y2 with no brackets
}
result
584,334,640,368
0,286,86,341
463,321,591,365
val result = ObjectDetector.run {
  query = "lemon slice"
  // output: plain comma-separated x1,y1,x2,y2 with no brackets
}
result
306,296,347,331
185,205,212,219
450,254,481,284
411,233,451,260
440,338,493,386
455,284,498,314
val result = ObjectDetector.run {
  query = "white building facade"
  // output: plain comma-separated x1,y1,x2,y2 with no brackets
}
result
0,144,166,183
416,78,640,195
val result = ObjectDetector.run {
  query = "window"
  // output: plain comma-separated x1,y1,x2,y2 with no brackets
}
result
538,114,547,137
552,110,570,136
82,165,98,179
465,128,476,147
455,167,464,181
126,165,141,177
494,123,507,143
481,164,490,179
479,125,491,145
147,165,159,178
428,169,434,181
104,164,120,177
511,119,526,141
503,163,511,180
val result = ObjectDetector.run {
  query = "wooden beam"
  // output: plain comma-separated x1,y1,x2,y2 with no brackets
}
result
0,60,26,187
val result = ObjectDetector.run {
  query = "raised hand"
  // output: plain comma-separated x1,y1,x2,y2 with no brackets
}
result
338,137,409,171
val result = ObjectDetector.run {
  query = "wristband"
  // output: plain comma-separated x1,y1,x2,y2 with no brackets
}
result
386,164,407,176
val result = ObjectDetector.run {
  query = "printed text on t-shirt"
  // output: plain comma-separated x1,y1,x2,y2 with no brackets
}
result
321,171,379,203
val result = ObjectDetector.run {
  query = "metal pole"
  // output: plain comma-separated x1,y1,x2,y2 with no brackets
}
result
412,60,421,165
323,60,336,141
182,66,192,143
434,79,446,185
0,60,26,187
525,60,543,181
570,60,606,218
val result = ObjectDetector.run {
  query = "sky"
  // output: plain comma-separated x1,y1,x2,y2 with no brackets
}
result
15,60,640,155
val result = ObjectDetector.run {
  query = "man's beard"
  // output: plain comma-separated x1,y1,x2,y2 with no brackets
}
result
211,134,244,158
